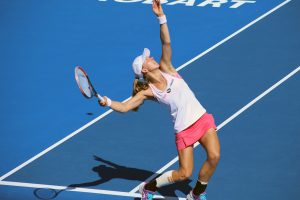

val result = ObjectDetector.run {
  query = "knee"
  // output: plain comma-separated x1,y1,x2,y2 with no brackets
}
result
207,152,220,167
177,168,193,181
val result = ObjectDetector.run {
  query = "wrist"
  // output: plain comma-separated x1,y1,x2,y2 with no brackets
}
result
106,97,112,107
157,15,167,25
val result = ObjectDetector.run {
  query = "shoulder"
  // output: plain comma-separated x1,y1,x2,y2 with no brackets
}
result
137,88,155,99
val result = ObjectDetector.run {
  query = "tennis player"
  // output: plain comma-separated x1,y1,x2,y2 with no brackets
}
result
99,0,220,199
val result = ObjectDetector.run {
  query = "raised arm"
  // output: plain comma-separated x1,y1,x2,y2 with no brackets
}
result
98,88,153,113
152,0,177,75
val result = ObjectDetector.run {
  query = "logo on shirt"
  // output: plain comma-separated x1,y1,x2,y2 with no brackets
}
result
167,79,174,93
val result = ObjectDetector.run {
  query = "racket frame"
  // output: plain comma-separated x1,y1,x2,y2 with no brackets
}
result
74,66,104,101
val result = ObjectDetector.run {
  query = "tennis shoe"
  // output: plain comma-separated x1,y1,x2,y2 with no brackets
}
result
186,191,207,200
139,182,154,200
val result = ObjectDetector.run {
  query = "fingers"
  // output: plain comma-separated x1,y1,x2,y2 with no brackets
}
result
152,0,160,7
98,96,108,107
152,0,157,8
156,0,161,6
152,0,164,16
153,0,161,7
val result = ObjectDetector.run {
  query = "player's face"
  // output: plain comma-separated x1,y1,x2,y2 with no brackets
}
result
143,57,159,72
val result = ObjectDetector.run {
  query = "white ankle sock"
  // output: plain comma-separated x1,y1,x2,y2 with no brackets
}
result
156,170,174,188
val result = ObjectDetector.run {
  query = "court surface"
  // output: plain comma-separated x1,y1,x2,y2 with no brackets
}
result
0,0,299,199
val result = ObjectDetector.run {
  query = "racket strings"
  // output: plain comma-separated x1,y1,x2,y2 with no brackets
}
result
75,67,93,98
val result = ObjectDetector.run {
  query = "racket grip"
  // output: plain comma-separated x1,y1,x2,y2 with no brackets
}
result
96,94,104,102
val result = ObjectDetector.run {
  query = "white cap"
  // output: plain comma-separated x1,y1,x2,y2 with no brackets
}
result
132,48,150,78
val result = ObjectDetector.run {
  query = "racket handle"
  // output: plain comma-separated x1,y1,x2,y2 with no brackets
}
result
96,94,104,102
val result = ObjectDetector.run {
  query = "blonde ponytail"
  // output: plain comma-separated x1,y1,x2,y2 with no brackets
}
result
132,78,149,112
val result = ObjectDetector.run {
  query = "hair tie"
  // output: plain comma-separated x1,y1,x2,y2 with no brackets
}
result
138,77,146,83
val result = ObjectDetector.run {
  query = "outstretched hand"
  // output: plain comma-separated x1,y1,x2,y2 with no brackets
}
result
152,0,164,17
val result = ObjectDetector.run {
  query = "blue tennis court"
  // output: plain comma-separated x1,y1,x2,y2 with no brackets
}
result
0,0,299,199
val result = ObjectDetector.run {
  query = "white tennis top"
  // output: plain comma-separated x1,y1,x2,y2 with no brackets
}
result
149,71,206,133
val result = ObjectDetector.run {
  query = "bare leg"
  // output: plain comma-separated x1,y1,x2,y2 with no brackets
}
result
198,128,221,182
172,145,194,181
188,128,221,198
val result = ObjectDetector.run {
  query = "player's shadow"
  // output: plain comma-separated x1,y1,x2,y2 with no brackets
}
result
69,155,192,198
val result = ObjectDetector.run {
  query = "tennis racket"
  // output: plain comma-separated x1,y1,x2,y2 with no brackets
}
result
74,66,104,102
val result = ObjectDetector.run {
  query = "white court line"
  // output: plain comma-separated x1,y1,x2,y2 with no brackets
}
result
0,180,185,200
177,0,291,72
214,67,300,131
129,65,300,193
0,0,292,197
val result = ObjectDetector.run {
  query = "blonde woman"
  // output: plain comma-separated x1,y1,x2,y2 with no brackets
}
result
99,0,220,199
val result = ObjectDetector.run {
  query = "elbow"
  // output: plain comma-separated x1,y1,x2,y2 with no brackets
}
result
120,104,130,113
116,108,128,113
120,108,128,113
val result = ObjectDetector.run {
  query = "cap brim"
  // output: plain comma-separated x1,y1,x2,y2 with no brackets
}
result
142,48,150,63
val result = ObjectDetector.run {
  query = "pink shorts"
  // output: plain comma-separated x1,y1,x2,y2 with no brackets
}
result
175,113,217,151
